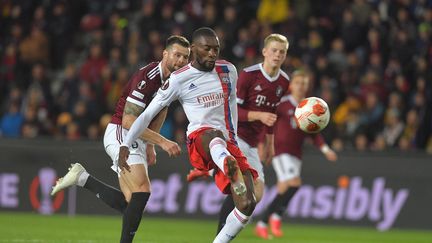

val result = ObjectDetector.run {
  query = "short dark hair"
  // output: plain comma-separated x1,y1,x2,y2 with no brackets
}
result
192,27,217,43
165,35,190,49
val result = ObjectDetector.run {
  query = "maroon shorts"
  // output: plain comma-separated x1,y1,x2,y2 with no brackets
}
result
186,127,258,194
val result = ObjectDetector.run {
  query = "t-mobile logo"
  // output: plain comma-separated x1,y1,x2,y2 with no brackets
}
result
255,95,266,107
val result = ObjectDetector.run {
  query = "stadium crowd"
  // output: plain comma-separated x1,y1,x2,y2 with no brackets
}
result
0,0,431,153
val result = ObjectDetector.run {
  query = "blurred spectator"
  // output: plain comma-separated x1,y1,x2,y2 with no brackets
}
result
381,108,404,147
80,43,107,84
359,92,385,139
56,64,80,113
106,67,129,112
0,102,24,137
327,38,348,75
0,44,17,98
257,0,289,24
341,9,363,52
21,106,43,138
354,133,369,151
71,100,91,137
48,1,72,69
398,109,420,150
19,26,49,65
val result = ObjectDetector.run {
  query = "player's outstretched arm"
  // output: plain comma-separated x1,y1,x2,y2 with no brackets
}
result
145,107,169,165
123,102,178,157
312,133,338,162
123,101,167,146
119,100,180,172
321,144,338,162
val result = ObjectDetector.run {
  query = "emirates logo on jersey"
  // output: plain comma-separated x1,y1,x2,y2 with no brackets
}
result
137,80,146,90
197,92,226,108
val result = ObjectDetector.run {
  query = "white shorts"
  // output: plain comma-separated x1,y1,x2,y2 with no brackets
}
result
103,123,148,175
272,153,302,182
237,137,265,182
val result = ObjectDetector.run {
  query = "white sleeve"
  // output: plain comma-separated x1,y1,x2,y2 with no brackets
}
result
153,77,181,107
229,65,238,134
122,78,180,147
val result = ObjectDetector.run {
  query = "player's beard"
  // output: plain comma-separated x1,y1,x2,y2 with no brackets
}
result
167,62,178,73
199,59,215,71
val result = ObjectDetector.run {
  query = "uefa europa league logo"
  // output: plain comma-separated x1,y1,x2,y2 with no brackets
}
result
39,168,55,214
30,167,64,214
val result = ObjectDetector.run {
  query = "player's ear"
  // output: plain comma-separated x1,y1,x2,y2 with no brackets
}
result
162,49,168,59
262,47,266,57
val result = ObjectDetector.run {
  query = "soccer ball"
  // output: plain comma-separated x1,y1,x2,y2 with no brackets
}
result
294,97,330,133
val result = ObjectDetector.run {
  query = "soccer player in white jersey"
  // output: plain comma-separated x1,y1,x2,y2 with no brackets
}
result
119,27,258,243
187,34,290,235
51,36,190,243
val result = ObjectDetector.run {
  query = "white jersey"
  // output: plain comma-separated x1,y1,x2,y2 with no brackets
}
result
123,60,239,147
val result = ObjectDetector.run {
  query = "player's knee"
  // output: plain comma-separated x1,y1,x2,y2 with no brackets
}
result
202,129,225,146
123,191,132,203
204,129,225,139
136,183,151,193
236,196,256,216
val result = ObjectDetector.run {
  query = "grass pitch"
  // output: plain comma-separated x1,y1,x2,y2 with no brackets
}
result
0,212,431,243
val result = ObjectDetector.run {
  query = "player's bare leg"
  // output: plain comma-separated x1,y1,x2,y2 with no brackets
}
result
215,171,256,243
118,163,151,243
200,129,247,196
196,129,256,242
256,177,301,238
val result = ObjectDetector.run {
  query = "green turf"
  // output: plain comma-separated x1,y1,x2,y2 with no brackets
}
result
0,212,431,243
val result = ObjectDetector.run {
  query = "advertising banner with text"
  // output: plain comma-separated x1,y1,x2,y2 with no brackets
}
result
0,139,431,231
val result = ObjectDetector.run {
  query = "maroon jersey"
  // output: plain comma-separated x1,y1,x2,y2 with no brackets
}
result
236,63,290,147
274,95,325,159
111,62,164,124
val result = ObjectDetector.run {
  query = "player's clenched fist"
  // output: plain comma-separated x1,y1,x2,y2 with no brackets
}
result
160,139,181,157
118,146,131,173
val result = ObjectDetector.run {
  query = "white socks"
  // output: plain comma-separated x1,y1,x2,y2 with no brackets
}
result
209,137,231,173
77,171,89,187
213,208,250,243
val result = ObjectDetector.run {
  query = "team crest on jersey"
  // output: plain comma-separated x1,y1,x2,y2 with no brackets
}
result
137,80,146,90
161,80,169,90
276,85,283,97
218,73,230,83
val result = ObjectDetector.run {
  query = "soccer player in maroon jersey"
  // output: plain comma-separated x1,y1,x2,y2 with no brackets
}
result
186,33,291,235
51,35,190,243
255,70,338,239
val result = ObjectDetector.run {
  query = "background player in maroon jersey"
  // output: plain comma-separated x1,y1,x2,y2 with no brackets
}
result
186,33,291,235
255,70,338,239
51,35,190,243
